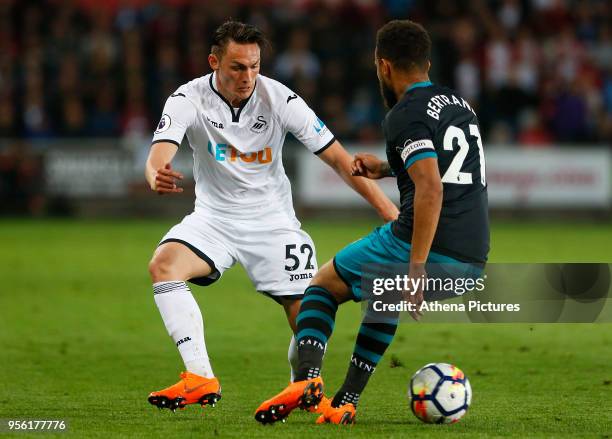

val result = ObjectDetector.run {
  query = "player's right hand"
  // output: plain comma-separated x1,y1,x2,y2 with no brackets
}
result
403,263,426,321
351,153,388,179
152,163,184,194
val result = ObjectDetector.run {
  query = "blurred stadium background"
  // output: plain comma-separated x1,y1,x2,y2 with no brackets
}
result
0,0,610,218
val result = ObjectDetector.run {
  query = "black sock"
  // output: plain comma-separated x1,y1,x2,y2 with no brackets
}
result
294,286,338,381
332,321,398,407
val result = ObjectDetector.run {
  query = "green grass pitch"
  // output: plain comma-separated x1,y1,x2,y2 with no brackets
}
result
0,219,611,438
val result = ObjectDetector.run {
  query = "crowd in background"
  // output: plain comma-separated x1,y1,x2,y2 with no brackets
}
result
0,0,610,146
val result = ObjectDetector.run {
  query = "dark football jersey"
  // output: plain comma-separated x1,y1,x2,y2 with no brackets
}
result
383,81,489,263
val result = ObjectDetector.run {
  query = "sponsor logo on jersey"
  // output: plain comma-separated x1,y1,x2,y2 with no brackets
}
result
289,272,314,281
206,115,224,129
207,141,272,164
155,114,171,134
314,117,328,137
400,139,435,162
286,93,298,103
250,115,268,133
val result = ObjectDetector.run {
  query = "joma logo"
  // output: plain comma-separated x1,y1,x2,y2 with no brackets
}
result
289,273,313,281
176,336,192,347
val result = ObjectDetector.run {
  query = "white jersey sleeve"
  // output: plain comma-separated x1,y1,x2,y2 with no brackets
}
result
281,94,335,154
151,93,198,146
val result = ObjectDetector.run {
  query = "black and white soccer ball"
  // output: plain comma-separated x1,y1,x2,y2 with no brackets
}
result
409,363,472,424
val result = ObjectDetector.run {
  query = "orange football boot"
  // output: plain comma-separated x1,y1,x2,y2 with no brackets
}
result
315,397,356,425
306,395,331,414
254,376,324,424
148,371,221,411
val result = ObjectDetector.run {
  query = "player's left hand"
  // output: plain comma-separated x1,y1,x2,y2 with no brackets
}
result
403,263,426,321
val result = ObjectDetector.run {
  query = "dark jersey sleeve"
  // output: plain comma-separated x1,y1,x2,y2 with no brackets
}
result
388,110,437,171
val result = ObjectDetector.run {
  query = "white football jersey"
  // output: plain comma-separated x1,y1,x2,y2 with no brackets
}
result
151,72,335,221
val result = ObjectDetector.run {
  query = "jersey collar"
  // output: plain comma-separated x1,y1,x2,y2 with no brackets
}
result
405,81,433,94
209,71,257,123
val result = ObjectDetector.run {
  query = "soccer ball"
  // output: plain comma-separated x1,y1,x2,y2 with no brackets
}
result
408,363,472,424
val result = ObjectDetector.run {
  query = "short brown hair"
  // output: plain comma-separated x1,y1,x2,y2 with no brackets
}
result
211,20,269,58
376,20,431,71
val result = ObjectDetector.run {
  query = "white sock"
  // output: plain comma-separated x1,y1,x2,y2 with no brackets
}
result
153,281,214,378
288,335,299,382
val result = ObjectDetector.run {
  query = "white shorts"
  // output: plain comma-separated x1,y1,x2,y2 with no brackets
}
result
159,211,318,301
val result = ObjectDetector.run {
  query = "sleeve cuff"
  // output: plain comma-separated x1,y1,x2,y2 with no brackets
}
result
404,151,438,169
313,137,336,155
151,139,180,147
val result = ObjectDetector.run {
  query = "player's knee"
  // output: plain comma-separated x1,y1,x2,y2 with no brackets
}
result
148,253,179,283
309,261,350,303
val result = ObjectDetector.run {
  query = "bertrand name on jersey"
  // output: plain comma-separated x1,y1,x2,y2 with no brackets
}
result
207,141,272,164
426,93,476,120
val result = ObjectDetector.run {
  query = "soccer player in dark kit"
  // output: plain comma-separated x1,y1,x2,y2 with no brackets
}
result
255,19,489,425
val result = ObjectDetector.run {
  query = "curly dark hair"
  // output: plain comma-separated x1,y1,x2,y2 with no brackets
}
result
376,20,431,72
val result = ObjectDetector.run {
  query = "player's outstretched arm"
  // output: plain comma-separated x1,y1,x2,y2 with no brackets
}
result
145,142,184,195
318,141,399,222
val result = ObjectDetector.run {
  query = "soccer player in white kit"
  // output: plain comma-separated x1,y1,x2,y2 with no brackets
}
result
145,21,398,411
